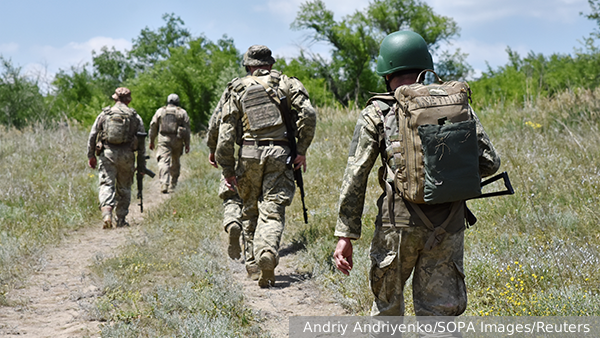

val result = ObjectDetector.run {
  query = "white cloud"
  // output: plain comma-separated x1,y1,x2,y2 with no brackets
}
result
30,37,131,73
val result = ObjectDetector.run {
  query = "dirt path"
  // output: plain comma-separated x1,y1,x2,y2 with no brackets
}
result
0,176,347,338
230,243,347,338
0,176,167,337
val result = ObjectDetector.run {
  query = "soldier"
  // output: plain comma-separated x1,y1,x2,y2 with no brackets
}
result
207,88,244,260
87,87,147,229
333,31,501,317
149,94,191,193
216,45,317,288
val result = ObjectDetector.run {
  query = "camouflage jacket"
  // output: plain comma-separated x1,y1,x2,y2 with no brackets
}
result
149,104,191,147
215,69,317,178
334,99,501,239
87,102,146,159
206,89,229,154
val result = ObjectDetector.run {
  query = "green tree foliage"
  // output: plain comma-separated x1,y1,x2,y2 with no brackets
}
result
49,14,240,132
127,35,240,131
277,52,340,108
128,13,191,70
471,46,600,109
0,57,49,129
291,0,467,107
92,46,135,96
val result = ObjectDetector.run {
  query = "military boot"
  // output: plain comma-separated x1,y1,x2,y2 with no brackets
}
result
161,184,169,194
246,264,261,281
116,218,129,228
257,251,276,288
101,206,112,229
227,223,242,260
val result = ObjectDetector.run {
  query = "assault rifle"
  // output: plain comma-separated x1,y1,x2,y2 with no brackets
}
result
279,96,309,224
136,132,156,212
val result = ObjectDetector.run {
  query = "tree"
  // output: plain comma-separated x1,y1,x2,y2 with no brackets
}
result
292,0,469,107
128,13,191,71
0,57,48,128
92,46,135,96
126,35,240,132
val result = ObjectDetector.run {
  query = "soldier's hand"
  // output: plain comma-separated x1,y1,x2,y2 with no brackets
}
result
149,142,155,151
185,144,190,154
293,154,307,172
224,176,238,192
208,152,218,168
334,237,353,275
88,157,97,169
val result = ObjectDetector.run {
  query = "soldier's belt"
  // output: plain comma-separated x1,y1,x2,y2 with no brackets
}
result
242,140,288,147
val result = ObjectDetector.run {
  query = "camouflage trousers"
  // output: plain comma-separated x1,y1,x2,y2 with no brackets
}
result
156,138,184,189
218,176,243,231
235,144,295,271
369,224,467,316
98,146,135,220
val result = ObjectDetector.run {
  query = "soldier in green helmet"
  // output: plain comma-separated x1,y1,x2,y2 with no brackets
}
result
216,45,317,288
333,31,501,319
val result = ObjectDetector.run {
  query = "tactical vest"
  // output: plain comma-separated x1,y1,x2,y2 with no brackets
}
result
160,107,180,135
101,105,137,145
373,70,481,205
230,70,290,141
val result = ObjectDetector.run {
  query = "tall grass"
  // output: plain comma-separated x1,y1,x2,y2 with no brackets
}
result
0,122,97,303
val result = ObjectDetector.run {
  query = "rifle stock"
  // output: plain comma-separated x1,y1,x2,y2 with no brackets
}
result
468,171,514,200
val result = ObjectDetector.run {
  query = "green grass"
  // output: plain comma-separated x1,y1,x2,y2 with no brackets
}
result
0,122,98,304
3,87,600,336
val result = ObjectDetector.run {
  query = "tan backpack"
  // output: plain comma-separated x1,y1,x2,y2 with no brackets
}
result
102,106,137,145
160,107,180,135
374,70,481,205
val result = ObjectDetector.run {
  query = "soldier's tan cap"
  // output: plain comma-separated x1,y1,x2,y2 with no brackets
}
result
112,87,131,101
243,45,276,66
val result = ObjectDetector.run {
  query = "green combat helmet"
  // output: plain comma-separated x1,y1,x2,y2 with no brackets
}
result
243,45,276,66
376,31,433,76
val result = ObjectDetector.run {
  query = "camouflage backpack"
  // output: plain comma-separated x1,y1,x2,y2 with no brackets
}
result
160,107,179,135
102,106,137,145
373,70,481,205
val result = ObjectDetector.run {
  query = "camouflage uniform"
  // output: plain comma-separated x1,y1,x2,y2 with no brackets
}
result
216,63,317,282
207,89,244,254
149,94,191,193
335,98,500,316
87,88,146,228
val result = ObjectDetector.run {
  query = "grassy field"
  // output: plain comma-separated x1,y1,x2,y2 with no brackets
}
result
2,87,600,335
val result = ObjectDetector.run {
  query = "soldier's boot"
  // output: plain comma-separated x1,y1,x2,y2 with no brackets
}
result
257,251,276,288
246,264,261,281
161,184,169,194
101,206,113,229
116,217,130,228
226,223,242,260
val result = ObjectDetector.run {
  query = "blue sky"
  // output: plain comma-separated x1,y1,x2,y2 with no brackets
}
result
0,0,596,83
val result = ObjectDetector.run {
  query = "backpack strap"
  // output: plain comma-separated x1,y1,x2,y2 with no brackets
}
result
373,100,401,229
409,201,462,250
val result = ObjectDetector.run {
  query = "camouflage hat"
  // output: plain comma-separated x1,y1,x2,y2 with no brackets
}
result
242,45,276,66
167,93,180,105
111,87,131,101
